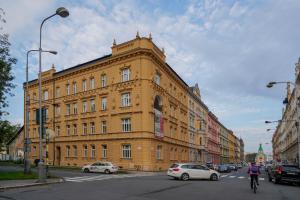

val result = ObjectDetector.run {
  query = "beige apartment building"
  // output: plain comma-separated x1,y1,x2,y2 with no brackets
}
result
25,35,202,171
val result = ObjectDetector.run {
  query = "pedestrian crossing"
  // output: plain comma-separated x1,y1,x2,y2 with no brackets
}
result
64,173,156,183
220,174,265,181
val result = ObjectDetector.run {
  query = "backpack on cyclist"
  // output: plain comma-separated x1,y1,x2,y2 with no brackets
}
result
251,166,258,173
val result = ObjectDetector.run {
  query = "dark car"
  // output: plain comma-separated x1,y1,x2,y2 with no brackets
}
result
228,164,238,171
268,164,300,184
218,164,231,173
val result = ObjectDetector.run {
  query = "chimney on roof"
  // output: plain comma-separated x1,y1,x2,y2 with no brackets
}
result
113,38,116,46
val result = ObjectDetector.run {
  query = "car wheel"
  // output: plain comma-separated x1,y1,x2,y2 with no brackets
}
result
84,168,90,173
210,173,218,181
181,173,189,181
104,169,110,174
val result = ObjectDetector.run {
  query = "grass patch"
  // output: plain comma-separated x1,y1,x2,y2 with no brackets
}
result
0,171,38,180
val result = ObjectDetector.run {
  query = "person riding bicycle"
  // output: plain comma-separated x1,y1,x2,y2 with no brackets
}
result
247,162,261,189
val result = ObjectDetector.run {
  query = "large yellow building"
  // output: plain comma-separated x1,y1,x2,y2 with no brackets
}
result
228,130,235,163
25,35,206,171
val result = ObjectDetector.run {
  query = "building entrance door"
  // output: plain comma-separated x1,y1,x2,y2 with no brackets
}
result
56,146,61,166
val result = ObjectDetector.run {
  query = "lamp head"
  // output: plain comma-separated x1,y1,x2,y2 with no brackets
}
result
49,51,57,55
267,82,276,88
265,121,271,124
56,7,69,18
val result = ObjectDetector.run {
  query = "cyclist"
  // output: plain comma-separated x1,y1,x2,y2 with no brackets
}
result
247,162,260,189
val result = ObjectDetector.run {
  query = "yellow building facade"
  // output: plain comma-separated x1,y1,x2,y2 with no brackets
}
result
25,35,204,171
228,131,235,163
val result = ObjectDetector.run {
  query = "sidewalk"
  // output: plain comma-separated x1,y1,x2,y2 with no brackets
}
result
0,178,64,190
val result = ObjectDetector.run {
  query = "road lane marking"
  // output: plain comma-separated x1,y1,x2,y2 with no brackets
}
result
259,178,265,181
229,176,236,178
221,175,228,178
238,176,245,179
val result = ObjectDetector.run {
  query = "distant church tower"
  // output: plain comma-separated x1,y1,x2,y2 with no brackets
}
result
255,144,267,165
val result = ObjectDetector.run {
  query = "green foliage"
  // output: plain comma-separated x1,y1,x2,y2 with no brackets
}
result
0,171,37,180
245,153,257,163
0,8,17,118
0,120,20,151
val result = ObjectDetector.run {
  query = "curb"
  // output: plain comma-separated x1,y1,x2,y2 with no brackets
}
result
0,178,64,190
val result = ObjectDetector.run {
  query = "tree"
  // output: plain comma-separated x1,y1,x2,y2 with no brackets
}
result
0,8,17,118
0,120,20,151
245,153,257,163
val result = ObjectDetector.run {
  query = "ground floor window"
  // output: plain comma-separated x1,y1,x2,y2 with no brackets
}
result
91,145,96,158
122,144,131,159
156,145,162,160
83,145,88,158
66,146,70,157
102,145,107,158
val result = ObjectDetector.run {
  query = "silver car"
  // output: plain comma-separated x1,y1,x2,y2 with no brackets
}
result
167,163,220,181
82,162,118,174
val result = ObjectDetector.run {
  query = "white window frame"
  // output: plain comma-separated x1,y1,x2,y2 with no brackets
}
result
156,145,162,160
73,124,77,135
121,93,131,107
66,84,70,95
154,73,161,85
121,68,130,82
101,74,107,87
102,145,107,158
122,144,131,159
83,123,87,135
56,126,60,136
73,82,77,94
82,80,87,92
83,145,88,158
91,99,95,112
66,104,71,115
43,90,49,100
91,145,96,158
73,103,78,114
66,146,70,157
90,78,95,90
101,120,107,134
73,145,78,157
56,87,60,97
101,97,107,111
90,122,95,135
55,105,60,116
66,125,70,136
122,118,131,132
82,101,87,113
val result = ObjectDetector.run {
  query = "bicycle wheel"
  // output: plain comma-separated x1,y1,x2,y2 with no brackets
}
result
253,181,257,193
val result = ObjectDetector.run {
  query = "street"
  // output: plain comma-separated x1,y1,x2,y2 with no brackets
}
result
1,167,299,200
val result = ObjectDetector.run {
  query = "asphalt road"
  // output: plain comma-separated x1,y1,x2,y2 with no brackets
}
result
1,167,299,200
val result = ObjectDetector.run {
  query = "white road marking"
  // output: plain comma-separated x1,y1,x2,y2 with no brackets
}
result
229,176,236,178
238,176,245,179
221,175,228,178
259,178,265,181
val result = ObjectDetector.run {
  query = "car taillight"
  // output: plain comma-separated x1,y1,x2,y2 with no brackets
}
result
276,167,283,174
173,168,180,172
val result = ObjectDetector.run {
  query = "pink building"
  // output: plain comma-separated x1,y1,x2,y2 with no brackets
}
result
207,112,220,164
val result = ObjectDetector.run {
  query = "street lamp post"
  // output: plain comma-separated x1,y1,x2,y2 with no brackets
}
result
37,7,69,183
24,49,57,174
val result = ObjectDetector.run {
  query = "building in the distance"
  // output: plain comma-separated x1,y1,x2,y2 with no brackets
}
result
239,138,244,163
7,126,24,161
219,124,229,164
228,130,235,163
255,144,267,165
207,112,220,164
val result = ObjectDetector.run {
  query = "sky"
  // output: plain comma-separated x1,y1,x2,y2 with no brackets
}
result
1,0,300,153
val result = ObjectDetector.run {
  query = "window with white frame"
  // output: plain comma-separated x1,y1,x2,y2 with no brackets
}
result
66,84,70,95
82,101,87,113
101,120,107,134
66,104,71,115
73,145,78,157
73,82,77,94
66,125,70,136
56,87,60,97
90,122,95,134
55,105,60,116
91,145,96,158
102,144,107,158
90,99,95,112
33,146,37,156
154,73,161,85
101,74,107,87
101,97,107,111
73,103,78,114
83,145,88,157
56,126,60,136
82,123,87,135
73,124,77,135
82,80,87,91
122,118,131,132
122,144,131,159
90,78,95,90
121,68,130,82
121,93,131,107
156,145,162,159
66,146,70,157
43,90,48,100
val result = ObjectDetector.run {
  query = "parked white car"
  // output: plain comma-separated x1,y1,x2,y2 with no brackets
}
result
167,163,220,181
82,162,118,174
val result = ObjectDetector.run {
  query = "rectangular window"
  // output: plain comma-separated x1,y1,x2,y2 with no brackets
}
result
101,121,107,134
82,80,87,91
66,125,70,136
33,146,37,156
43,90,48,100
90,122,95,134
101,97,107,111
55,105,60,116
102,145,107,158
73,146,78,157
66,146,70,157
73,82,77,94
83,145,88,158
91,99,95,112
66,84,70,95
91,145,96,158
121,93,131,107
73,103,78,114
56,87,60,97
122,68,130,82
56,126,60,136
82,101,87,113
156,145,162,159
45,108,48,119
66,104,71,115
73,124,77,135
101,74,107,87
122,144,131,159
122,118,131,132
90,78,95,90
155,73,160,85
82,123,87,135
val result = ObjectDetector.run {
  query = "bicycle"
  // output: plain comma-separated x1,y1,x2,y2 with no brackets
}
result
251,176,258,193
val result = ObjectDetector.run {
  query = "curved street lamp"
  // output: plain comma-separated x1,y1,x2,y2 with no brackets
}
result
37,7,69,183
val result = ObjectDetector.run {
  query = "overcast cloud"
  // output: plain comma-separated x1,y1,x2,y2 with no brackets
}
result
1,0,299,153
